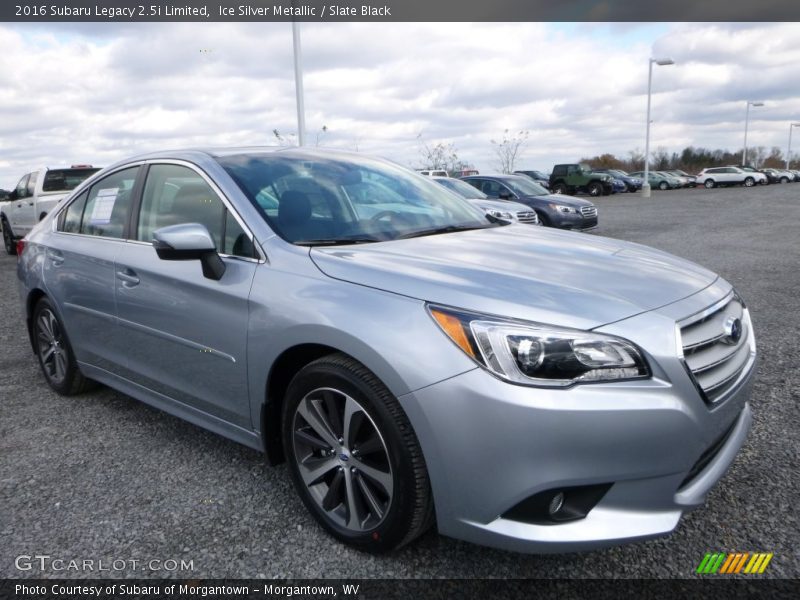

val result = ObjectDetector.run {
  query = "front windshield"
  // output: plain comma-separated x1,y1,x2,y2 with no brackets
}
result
504,177,550,197
610,169,628,177
435,177,488,199
217,151,490,244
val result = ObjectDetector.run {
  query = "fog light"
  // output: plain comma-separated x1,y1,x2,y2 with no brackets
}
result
548,492,565,515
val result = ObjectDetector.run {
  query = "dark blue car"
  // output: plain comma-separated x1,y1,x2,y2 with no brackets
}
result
593,169,643,193
461,174,598,230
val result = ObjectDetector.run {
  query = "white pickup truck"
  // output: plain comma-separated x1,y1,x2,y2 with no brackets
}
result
1,165,100,254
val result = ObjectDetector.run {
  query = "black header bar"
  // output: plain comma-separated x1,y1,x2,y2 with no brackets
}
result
3,0,800,22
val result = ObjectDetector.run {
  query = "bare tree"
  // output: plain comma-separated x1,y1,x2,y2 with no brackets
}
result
416,133,471,174
490,129,529,173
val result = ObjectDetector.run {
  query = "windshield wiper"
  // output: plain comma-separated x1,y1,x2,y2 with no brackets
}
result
397,224,496,240
293,237,380,246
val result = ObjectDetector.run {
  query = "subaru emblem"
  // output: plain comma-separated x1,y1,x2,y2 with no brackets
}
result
723,317,742,345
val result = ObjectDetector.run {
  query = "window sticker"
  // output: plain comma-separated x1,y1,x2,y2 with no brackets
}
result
89,187,119,224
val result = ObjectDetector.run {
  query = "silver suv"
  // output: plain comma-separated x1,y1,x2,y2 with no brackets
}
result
17,148,756,553
696,167,763,188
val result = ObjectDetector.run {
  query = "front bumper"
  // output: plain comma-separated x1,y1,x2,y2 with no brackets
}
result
551,211,598,231
398,290,755,553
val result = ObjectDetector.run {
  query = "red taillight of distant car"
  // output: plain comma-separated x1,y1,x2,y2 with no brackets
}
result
16,239,26,256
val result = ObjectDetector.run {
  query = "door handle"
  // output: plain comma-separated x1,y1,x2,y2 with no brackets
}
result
27,201,34,206
116,268,140,287
47,250,64,266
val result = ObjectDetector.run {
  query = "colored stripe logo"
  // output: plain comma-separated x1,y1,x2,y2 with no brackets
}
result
696,552,773,574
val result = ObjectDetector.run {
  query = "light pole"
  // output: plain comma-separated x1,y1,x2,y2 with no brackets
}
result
643,57,674,198
742,101,764,167
787,122,800,170
292,21,306,146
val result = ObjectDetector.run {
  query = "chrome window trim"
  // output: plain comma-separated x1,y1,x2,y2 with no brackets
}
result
51,163,145,240
52,162,147,237
53,159,266,263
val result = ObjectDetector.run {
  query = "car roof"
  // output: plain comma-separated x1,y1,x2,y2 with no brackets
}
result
99,146,388,173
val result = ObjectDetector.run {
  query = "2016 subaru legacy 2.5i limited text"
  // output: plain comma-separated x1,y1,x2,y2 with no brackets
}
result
17,148,756,554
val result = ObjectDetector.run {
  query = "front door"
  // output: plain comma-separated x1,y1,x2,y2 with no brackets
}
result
114,163,259,428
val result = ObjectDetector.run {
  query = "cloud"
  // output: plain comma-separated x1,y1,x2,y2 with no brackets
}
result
1,22,800,188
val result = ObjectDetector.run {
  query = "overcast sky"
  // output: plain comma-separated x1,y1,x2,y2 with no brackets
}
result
1,21,800,188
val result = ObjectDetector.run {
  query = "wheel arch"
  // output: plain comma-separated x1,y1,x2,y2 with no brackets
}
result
261,344,366,465
25,288,48,353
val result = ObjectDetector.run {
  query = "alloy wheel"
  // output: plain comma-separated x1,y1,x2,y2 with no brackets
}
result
292,387,393,532
36,308,68,385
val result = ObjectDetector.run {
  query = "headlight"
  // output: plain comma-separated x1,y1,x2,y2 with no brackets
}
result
485,209,514,221
548,203,577,213
429,305,650,387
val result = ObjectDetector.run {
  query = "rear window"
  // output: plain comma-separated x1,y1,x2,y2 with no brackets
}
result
42,168,101,193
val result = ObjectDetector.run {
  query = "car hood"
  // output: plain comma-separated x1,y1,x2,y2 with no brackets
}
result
310,226,717,330
468,198,531,213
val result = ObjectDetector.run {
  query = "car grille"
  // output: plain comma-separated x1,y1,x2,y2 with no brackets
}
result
516,211,538,224
678,293,754,404
580,206,597,218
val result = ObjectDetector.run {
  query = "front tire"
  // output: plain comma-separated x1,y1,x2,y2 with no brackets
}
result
704,179,715,189
2,218,16,255
32,298,94,395
587,182,602,197
659,181,669,191
535,210,550,227
744,177,755,187
780,176,789,184
282,354,434,553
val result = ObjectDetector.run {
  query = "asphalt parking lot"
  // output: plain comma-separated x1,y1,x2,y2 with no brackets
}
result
1,184,798,579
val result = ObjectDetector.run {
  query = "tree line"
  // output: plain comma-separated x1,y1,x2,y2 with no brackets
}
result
580,146,798,173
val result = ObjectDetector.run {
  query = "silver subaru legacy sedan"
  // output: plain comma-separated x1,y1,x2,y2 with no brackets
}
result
17,148,756,554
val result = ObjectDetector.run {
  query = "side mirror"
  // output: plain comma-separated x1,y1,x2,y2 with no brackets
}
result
8,190,18,201
152,223,226,281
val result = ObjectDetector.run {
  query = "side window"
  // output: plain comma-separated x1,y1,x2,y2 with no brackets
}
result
15,174,30,198
60,191,89,233
566,166,577,175
481,180,501,197
80,166,139,239
26,172,38,197
138,164,253,258
464,179,482,192
138,164,224,246
222,210,254,258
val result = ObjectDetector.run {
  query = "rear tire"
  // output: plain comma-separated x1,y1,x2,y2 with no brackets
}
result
32,298,95,395
659,181,669,191
2,218,16,255
282,354,434,553
552,182,567,195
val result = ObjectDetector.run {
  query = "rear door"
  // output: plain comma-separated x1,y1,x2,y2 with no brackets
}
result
45,165,142,373
114,162,259,428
